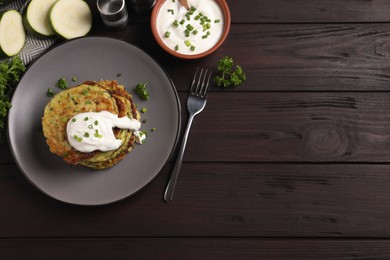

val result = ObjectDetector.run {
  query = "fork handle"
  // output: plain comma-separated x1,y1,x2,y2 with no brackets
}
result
164,114,195,203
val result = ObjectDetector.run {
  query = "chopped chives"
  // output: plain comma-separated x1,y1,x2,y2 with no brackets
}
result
190,45,195,51
215,19,221,23
194,15,200,20
173,20,179,27
184,29,190,37
186,24,194,31
165,31,171,38
192,29,198,35
180,19,185,24
185,40,191,47
175,44,179,51
84,132,90,138
167,9,174,14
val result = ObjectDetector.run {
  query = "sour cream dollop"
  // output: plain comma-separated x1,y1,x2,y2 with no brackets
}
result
156,0,224,55
66,111,144,153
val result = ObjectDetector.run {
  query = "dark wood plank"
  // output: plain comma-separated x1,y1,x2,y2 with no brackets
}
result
88,0,390,24
91,23,390,92
185,92,390,162
3,92,390,163
1,238,390,260
228,0,390,23
2,163,390,237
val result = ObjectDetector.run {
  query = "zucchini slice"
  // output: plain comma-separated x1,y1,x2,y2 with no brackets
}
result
24,0,58,37
0,10,25,57
49,0,92,40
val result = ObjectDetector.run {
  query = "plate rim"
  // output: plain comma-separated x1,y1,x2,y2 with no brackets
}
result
7,36,182,206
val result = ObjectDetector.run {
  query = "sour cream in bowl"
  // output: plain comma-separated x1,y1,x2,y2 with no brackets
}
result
151,0,230,59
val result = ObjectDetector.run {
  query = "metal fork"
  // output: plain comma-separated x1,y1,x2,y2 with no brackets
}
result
164,68,212,203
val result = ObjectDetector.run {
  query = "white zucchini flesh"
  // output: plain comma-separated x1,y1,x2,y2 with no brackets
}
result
25,0,58,37
0,10,25,56
49,0,92,39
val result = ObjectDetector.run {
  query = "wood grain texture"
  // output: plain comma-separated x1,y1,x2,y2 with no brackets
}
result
91,23,390,92
2,163,390,237
1,238,390,260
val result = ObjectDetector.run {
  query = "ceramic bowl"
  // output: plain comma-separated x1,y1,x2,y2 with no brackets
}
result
151,0,231,59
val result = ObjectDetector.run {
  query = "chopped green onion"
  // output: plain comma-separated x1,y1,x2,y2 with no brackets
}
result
180,19,185,24
184,29,190,37
186,24,194,31
192,29,198,35
151,127,156,131
88,125,93,129
185,40,191,47
72,118,76,122
47,88,55,97
165,31,171,38
173,20,179,27
84,132,90,138
72,76,77,81
175,44,179,51
215,19,221,23
84,117,89,121
190,45,196,51
55,77,68,90
141,107,147,113
94,120,98,125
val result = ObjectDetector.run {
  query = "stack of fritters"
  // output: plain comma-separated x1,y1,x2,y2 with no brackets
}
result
42,80,140,170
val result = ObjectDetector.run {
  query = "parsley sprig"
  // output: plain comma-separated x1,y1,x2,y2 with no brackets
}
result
0,56,26,143
214,56,246,88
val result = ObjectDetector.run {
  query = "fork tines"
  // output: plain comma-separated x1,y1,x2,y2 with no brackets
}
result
190,68,212,98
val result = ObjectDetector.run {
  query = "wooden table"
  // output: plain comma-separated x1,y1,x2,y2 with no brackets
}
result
2,0,390,258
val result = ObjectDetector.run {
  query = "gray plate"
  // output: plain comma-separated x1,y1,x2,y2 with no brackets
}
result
8,37,181,206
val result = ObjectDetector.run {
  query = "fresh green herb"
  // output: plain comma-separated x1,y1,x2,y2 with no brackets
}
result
117,73,122,77
141,107,147,113
72,76,77,81
180,19,185,25
173,20,179,27
0,56,26,143
192,29,198,35
168,9,174,14
73,135,82,142
84,116,89,121
214,56,247,88
134,82,149,100
94,129,102,138
94,120,98,125
47,88,55,97
215,19,220,23
55,77,68,89
165,31,171,38
88,124,93,129
186,24,194,31
83,132,90,138
72,118,76,122
190,45,196,51
151,127,156,131
81,89,88,95
175,44,179,51
185,39,191,47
